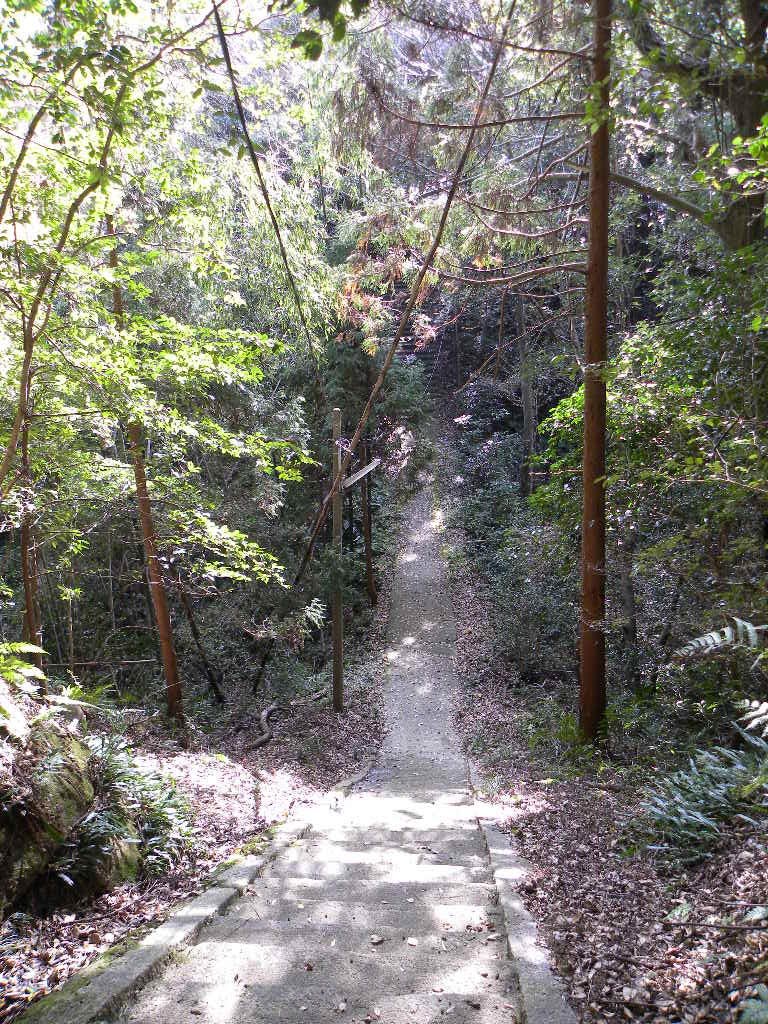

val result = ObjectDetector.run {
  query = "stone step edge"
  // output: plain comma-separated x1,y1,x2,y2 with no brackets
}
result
477,818,578,1024
18,818,312,1024
251,875,497,892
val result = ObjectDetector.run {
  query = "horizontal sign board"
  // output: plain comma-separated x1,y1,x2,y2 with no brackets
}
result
342,457,381,490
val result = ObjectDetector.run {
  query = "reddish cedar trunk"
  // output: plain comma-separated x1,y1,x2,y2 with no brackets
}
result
20,413,42,670
127,422,183,719
579,0,611,741
107,214,182,719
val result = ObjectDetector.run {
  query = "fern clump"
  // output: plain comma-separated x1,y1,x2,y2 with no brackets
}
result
52,736,191,890
631,730,768,864
675,617,767,665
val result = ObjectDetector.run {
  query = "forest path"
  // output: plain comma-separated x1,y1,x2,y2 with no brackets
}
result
112,478,545,1024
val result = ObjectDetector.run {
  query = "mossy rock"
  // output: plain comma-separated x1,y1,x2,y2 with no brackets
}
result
0,720,95,918
93,823,141,891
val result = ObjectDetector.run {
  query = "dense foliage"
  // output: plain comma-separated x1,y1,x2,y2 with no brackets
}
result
0,7,767,1018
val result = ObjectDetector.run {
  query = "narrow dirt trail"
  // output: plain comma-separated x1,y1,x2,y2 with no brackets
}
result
108,479,564,1024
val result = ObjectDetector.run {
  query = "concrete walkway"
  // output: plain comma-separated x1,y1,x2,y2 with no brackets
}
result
106,484,573,1024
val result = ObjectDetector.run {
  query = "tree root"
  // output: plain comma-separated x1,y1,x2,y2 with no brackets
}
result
252,702,281,750
250,689,328,749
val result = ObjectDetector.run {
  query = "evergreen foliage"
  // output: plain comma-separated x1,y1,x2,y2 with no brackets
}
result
0,0,767,953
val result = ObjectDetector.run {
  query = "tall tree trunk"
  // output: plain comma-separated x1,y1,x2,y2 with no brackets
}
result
107,214,182,719
579,0,611,742
128,422,183,719
518,296,537,497
19,414,42,670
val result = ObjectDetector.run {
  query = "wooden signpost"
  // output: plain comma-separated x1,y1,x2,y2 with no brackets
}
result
361,439,378,607
332,408,344,712
342,456,381,491
330,412,379,712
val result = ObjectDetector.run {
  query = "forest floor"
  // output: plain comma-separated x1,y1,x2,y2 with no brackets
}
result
431,415,768,1024
0,613,388,1022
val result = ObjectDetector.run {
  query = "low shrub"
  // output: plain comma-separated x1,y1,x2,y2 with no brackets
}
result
51,736,191,891
630,729,768,864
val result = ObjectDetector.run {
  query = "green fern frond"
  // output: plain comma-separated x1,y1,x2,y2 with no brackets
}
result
740,700,768,737
631,732,768,863
0,642,47,693
0,642,46,657
674,617,767,661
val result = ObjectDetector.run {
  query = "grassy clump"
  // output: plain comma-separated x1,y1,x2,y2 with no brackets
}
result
630,729,768,864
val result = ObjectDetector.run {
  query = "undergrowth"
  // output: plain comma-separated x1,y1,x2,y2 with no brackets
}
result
439,391,768,870
51,736,191,892
628,728,768,865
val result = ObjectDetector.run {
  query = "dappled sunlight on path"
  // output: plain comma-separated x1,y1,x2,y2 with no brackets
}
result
115,483,523,1024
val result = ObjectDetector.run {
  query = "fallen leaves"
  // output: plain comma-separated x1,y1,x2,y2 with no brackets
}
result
448,529,768,1024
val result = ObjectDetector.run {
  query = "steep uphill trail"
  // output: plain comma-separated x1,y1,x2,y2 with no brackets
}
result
36,469,574,1024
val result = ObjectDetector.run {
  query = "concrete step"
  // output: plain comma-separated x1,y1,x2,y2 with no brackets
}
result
354,777,471,797
280,839,490,871
215,914,506,959
282,837,489,863
178,938,512,982
119,941,519,1024
123,986,521,1024
265,857,493,885
222,899,504,936
315,827,486,848
320,806,480,830
248,876,500,907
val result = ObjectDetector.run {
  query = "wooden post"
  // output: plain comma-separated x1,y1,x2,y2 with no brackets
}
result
332,408,343,712
346,490,355,547
361,438,378,607
579,0,611,742
494,289,507,380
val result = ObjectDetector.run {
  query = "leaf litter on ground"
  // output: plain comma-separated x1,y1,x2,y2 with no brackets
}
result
447,523,768,1024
